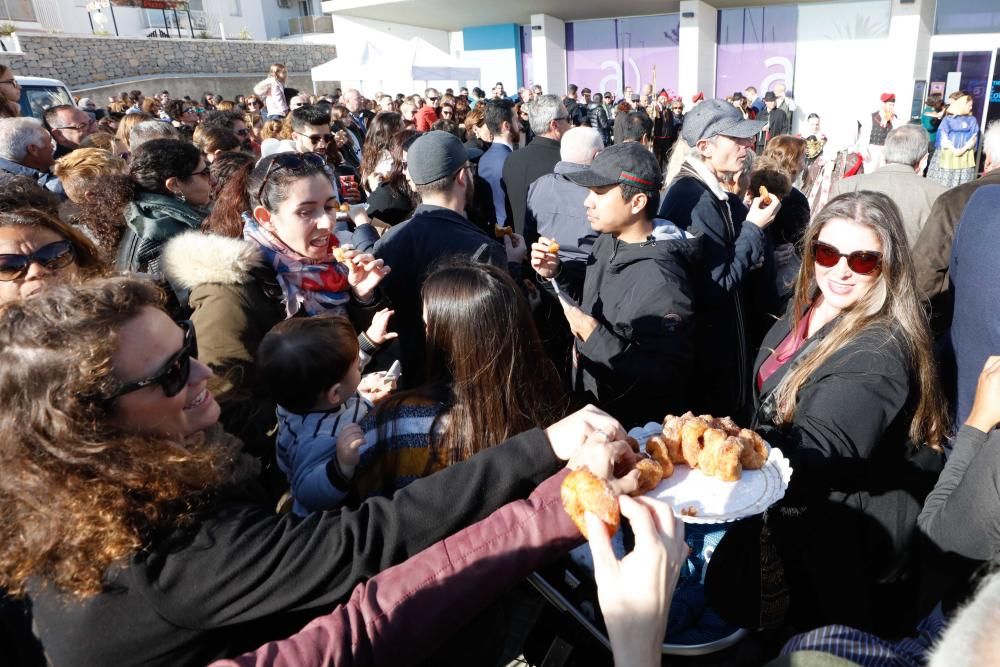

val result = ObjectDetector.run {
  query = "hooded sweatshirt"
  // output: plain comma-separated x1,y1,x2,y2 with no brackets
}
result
561,219,701,426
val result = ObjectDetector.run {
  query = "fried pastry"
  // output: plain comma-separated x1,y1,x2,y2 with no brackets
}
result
698,432,743,482
759,185,772,207
643,436,676,479
560,468,620,539
494,224,514,239
738,428,768,469
680,418,709,467
630,456,665,496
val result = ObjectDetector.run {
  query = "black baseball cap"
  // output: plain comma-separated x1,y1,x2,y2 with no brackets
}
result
565,142,662,193
406,130,482,185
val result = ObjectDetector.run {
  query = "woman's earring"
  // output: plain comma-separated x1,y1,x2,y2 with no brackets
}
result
174,190,186,203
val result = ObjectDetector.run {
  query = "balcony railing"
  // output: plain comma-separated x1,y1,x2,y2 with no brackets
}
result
287,14,333,35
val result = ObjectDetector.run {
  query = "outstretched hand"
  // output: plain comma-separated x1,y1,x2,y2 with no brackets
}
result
587,495,686,667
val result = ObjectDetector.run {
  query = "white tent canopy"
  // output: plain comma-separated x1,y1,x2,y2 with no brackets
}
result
311,37,480,95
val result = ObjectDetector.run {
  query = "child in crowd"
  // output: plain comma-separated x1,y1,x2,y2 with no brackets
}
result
257,311,396,516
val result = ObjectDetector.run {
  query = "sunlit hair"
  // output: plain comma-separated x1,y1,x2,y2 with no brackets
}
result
53,147,128,204
762,135,807,181
775,192,948,448
0,277,257,598
114,112,153,149
377,260,567,469
260,118,285,141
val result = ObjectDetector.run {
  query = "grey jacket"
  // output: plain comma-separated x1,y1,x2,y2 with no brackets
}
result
829,163,946,247
524,161,596,260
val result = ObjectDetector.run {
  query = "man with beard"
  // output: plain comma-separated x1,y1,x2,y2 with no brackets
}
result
372,131,523,386
478,98,519,229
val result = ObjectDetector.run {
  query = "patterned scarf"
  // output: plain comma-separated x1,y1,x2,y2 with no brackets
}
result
242,213,350,318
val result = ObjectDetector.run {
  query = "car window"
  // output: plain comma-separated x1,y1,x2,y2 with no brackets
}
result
19,86,74,120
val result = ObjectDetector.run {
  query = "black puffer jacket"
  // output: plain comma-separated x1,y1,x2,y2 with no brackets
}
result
586,102,611,145
555,220,701,426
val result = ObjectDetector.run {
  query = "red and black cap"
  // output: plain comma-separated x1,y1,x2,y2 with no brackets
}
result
564,142,662,193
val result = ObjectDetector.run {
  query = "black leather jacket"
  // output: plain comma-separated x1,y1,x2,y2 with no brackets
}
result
586,102,612,145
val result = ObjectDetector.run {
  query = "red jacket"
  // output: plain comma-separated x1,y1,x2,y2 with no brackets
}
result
415,105,438,132
212,469,579,667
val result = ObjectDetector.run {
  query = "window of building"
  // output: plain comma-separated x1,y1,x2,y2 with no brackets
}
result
935,0,1000,35
0,0,37,22
565,14,680,98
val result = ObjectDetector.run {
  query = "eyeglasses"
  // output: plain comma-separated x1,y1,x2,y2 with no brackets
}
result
298,132,334,145
54,121,94,132
0,240,75,281
255,151,326,205
812,240,882,275
106,320,197,400
235,128,250,137
190,164,211,178
0,79,19,88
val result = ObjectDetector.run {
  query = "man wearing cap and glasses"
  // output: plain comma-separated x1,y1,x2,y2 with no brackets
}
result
368,131,523,387
531,142,700,426
658,98,780,420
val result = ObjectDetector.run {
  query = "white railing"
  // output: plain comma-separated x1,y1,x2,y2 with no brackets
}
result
32,0,62,30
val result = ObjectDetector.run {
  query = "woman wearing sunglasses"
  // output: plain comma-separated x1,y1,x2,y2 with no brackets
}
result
0,208,103,304
116,139,214,274
0,276,631,667
715,191,948,637
162,151,387,468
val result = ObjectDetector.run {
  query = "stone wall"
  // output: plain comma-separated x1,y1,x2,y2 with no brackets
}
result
0,34,337,92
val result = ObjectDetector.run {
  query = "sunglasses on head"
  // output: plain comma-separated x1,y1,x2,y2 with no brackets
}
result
106,320,198,400
255,151,327,205
812,240,882,275
0,240,75,281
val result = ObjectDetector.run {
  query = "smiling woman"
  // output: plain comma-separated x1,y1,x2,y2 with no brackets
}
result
161,151,389,472
714,190,950,638
0,208,103,304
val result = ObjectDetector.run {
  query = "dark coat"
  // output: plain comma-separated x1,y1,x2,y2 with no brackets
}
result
478,142,513,228
502,136,561,236
586,102,611,145
116,191,205,274
658,163,769,419
558,222,700,427
948,185,1000,426
750,314,943,636
29,429,561,667
372,204,506,387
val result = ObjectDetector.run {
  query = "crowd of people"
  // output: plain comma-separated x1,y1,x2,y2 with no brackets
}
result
0,57,998,666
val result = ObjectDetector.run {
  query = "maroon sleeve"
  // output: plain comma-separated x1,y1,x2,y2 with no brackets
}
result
212,469,579,667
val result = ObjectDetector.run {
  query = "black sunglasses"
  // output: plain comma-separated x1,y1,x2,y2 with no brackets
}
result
255,152,326,206
812,240,882,275
235,128,250,137
106,320,197,400
302,132,334,144
0,240,75,281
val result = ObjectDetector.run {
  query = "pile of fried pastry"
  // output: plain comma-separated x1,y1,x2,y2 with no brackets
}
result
560,413,768,538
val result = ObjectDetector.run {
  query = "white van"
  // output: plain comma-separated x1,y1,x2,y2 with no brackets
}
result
15,76,75,119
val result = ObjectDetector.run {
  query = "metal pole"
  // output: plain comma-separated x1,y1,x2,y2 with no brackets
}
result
88,10,94,34
186,8,194,37
161,9,168,37
109,4,119,36
173,8,181,38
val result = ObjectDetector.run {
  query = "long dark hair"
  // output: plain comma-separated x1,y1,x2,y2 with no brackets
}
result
382,128,420,196
359,112,403,192
378,261,567,469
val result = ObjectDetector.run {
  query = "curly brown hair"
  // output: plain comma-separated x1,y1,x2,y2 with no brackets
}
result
0,277,258,599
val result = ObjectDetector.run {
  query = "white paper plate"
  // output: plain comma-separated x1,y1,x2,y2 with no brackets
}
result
627,422,793,524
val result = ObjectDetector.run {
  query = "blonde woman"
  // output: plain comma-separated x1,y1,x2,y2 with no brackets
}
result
734,191,948,637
